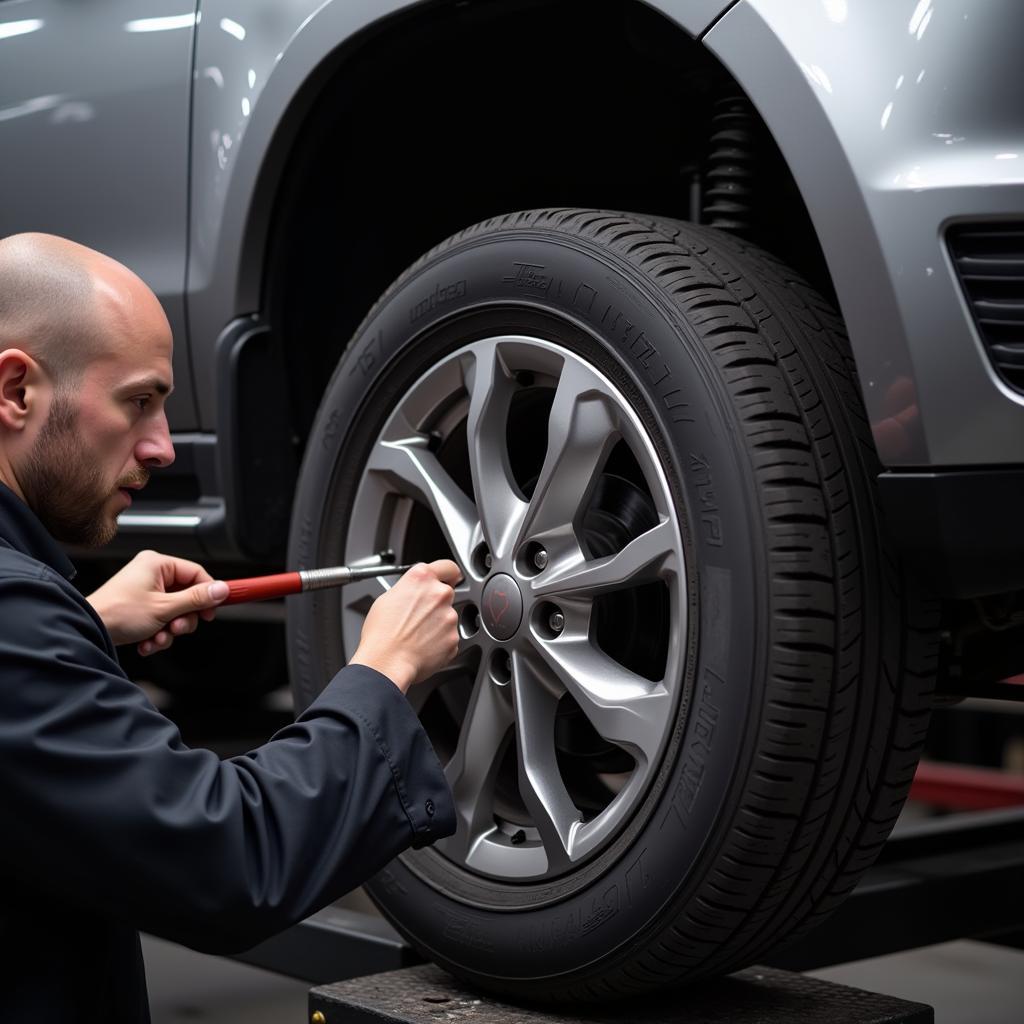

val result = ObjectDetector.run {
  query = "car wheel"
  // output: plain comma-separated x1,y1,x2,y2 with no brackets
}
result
286,209,939,998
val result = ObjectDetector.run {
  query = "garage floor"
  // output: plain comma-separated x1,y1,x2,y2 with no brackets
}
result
142,930,1024,1023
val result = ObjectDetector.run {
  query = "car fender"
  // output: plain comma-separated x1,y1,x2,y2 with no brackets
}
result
186,0,735,428
705,0,1024,466
188,0,415,426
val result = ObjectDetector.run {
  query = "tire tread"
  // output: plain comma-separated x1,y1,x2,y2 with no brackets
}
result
352,208,939,999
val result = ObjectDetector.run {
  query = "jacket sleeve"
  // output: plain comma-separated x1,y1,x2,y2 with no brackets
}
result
0,573,455,953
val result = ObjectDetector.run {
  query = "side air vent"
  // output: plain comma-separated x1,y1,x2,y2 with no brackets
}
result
948,223,1024,393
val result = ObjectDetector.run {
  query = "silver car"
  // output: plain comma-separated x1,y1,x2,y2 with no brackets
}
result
3,0,1022,999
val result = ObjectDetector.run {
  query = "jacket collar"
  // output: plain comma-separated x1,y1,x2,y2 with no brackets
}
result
0,481,77,581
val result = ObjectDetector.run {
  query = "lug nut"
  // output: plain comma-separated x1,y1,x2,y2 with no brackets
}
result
489,649,512,685
532,548,549,571
473,544,493,577
460,604,481,638
548,611,565,634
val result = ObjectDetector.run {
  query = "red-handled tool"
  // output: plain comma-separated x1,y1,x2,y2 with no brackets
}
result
222,557,415,605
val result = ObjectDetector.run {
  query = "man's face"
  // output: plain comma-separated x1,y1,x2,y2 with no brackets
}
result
19,282,174,547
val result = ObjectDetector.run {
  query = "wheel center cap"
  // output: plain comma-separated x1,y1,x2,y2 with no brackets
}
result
480,573,523,641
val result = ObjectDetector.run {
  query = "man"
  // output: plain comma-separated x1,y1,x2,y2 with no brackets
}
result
0,233,461,1022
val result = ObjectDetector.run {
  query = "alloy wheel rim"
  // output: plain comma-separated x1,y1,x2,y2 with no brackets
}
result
343,335,687,881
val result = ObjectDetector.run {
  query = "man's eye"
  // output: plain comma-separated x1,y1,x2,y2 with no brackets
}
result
132,396,151,411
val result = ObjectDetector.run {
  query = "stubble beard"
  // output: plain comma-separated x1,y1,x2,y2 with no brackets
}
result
20,392,148,548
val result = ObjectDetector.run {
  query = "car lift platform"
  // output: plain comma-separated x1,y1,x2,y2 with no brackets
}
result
308,962,933,1024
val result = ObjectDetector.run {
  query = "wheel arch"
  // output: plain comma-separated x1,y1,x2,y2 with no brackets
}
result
188,0,430,429
197,0,848,555
188,0,746,431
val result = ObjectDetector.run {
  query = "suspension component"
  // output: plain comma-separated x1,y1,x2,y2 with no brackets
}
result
703,96,757,234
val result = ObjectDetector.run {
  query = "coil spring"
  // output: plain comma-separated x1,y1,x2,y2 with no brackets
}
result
702,96,756,233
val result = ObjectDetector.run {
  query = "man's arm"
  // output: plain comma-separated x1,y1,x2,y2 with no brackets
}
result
0,569,458,953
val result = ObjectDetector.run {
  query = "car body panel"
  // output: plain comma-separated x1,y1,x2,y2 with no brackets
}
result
4,0,1021,466
0,0,200,427
705,0,1024,466
187,0,734,427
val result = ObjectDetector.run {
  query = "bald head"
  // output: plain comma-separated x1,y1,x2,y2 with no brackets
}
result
0,233,164,390
0,234,175,542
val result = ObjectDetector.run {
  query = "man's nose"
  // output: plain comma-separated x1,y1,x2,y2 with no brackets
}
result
135,413,175,468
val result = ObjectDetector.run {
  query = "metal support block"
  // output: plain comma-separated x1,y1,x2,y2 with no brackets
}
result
231,907,419,984
308,963,933,1024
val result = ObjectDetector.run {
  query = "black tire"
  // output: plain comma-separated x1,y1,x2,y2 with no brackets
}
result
286,209,939,998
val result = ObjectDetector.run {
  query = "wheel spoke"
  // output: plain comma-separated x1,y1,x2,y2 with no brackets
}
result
439,664,514,860
532,518,677,599
345,333,688,882
527,634,670,767
511,652,582,871
518,359,619,548
462,342,527,559
366,432,477,567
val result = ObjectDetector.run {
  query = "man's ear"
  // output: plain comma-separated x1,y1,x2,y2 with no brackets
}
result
0,349,41,432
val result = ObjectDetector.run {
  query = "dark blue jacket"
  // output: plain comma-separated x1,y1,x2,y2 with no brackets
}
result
0,483,455,1022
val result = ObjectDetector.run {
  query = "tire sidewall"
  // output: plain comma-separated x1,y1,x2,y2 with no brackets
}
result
287,227,766,983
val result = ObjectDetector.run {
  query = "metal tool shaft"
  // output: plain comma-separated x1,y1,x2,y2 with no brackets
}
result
298,564,416,590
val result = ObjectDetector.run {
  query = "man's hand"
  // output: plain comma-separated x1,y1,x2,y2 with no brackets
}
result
86,550,228,656
349,560,462,692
